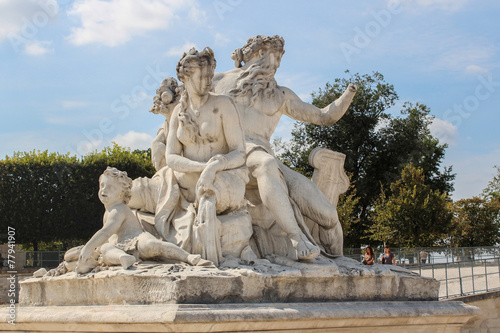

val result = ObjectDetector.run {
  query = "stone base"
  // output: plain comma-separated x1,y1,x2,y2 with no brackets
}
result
19,256,439,306
0,301,480,332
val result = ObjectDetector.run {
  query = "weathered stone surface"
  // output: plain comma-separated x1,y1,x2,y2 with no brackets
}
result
452,291,500,333
20,256,439,306
0,301,480,332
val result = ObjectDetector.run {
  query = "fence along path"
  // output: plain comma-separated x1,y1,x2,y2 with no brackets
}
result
345,246,500,299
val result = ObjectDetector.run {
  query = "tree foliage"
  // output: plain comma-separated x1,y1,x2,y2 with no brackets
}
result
368,164,453,248
482,166,500,201
278,71,454,247
448,197,500,247
336,175,360,241
0,144,155,251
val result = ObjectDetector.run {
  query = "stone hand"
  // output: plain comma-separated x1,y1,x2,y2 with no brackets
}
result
76,252,97,274
196,155,226,197
196,163,218,198
348,83,357,92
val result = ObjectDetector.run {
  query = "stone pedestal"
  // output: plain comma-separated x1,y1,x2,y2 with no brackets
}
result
0,301,479,332
7,257,481,332
19,257,439,306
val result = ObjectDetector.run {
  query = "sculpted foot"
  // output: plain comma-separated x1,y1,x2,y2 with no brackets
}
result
290,234,320,260
196,258,213,266
187,254,213,266
119,254,136,269
187,254,201,265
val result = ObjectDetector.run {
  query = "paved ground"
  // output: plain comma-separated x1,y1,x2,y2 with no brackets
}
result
408,263,500,298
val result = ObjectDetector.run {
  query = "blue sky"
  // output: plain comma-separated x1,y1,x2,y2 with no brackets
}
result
0,0,499,200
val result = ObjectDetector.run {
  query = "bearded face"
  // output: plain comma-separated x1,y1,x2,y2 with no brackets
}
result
229,49,283,106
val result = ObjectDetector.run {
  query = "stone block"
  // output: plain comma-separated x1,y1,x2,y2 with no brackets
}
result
20,256,439,306
0,301,480,332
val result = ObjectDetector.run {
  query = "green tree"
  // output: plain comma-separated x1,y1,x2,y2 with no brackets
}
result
368,164,452,248
336,175,360,242
482,166,500,201
278,71,454,247
0,144,155,251
449,197,500,247
0,151,79,251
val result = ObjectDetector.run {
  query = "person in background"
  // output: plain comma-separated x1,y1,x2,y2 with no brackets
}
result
381,246,396,265
362,246,375,265
419,250,429,264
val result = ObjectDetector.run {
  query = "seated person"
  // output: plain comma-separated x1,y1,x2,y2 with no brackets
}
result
362,246,375,265
77,167,210,274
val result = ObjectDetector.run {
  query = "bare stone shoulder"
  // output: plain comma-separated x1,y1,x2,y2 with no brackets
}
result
208,93,239,111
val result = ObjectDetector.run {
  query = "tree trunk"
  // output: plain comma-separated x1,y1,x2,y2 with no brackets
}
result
33,241,39,267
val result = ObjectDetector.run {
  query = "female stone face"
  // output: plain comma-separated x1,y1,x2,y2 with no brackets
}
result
185,63,212,97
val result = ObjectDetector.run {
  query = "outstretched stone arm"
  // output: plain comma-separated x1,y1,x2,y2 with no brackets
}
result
79,211,123,260
282,84,357,126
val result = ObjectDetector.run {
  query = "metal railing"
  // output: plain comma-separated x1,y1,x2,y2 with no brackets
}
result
409,257,500,299
0,251,65,270
344,246,500,266
347,246,500,299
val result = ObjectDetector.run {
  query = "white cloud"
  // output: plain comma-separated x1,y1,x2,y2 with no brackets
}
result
166,41,198,57
429,117,458,146
67,0,204,47
0,130,52,157
214,32,230,47
188,5,207,23
413,0,469,11
77,140,104,155
297,93,311,102
24,40,52,55
271,118,297,142
60,100,90,109
0,0,58,42
112,131,153,150
449,149,500,200
375,117,391,132
275,72,322,103
465,64,490,75
434,43,495,74
384,26,495,75
397,0,470,12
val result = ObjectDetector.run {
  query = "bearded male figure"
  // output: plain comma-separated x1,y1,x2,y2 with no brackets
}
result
212,35,357,259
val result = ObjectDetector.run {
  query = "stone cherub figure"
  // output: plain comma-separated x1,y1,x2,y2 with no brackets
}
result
76,167,210,274
211,35,357,259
